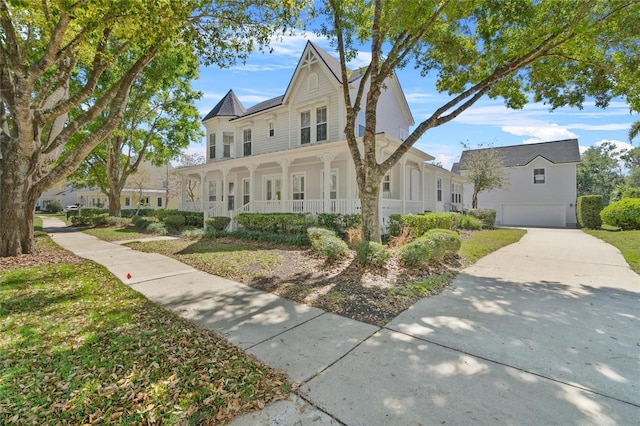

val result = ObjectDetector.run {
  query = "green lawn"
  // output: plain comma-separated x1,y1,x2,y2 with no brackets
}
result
83,226,152,242
0,232,290,425
458,228,527,264
583,229,640,274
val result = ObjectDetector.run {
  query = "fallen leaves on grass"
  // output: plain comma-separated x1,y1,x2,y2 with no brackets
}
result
1,258,290,425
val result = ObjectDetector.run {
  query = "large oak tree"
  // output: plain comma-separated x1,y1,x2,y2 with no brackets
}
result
0,0,301,256
320,0,640,242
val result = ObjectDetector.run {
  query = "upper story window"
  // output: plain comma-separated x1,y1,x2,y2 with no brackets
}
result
382,174,391,193
400,128,409,141
300,110,311,144
437,177,442,202
209,133,216,159
316,106,327,142
357,110,365,137
268,121,275,138
534,168,545,184
223,132,234,158
243,129,252,156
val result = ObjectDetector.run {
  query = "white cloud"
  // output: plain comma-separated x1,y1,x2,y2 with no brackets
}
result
595,139,634,154
238,94,270,104
566,123,631,131
502,124,578,144
404,92,436,104
346,51,372,69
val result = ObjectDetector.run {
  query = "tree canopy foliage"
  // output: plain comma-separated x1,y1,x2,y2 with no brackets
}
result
458,144,509,209
318,0,640,241
0,0,303,256
68,46,204,216
577,142,625,204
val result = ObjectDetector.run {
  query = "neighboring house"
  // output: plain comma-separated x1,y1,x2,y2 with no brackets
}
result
37,181,78,210
76,161,179,210
453,139,580,228
174,41,464,230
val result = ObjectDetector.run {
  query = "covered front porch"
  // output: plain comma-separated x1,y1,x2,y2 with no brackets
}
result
175,137,457,230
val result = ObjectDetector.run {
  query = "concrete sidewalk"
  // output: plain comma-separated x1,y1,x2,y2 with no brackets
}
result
42,218,640,425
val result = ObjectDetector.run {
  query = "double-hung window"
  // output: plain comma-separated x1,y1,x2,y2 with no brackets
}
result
223,132,233,158
316,107,327,141
300,111,311,144
533,168,545,184
243,129,252,156
268,121,275,137
243,179,250,205
437,178,442,202
382,174,391,193
209,133,216,159
292,174,305,200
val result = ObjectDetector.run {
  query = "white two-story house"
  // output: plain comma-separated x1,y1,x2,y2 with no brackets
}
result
175,41,464,230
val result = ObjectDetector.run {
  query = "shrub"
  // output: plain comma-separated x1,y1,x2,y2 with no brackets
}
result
101,216,131,227
70,215,94,226
79,207,108,217
600,198,640,230
46,200,64,213
164,214,186,229
577,195,603,229
387,214,403,237
133,217,153,231
622,187,640,199
467,209,496,228
423,229,461,256
119,208,155,218
90,213,110,226
401,212,455,237
307,227,349,260
206,216,231,231
155,209,180,221
145,221,169,235
237,213,315,235
181,211,204,227
399,237,433,267
458,215,483,230
317,213,362,236
354,240,391,267
346,227,362,246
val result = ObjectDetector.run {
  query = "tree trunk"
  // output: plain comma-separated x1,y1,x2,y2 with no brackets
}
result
359,187,381,242
108,191,121,216
472,189,479,209
0,156,37,256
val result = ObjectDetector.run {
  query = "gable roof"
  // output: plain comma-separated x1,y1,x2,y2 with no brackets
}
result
202,90,246,121
455,139,581,171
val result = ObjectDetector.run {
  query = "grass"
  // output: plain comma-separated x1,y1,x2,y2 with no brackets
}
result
83,226,152,242
127,239,281,282
458,228,527,264
0,232,290,425
583,229,640,274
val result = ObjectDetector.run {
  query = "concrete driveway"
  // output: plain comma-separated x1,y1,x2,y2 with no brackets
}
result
295,228,640,425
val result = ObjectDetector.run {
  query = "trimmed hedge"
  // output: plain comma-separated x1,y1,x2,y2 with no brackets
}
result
423,229,461,256
467,209,496,228
164,215,186,229
120,208,156,218
237,213,315,235
353,240,391,267
399,236,433,267
398,212,456,237
317,213,362,235
307,227,349,260
600,198,640,230
577,195,603,229
79,207,108,216
206,216,231,231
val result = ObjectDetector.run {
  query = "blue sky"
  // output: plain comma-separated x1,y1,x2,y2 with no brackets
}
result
188,33,636,169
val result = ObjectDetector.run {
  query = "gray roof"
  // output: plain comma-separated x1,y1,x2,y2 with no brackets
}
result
202,90,246,121
455,139,581,171
307,41,363,83
239,95,284,118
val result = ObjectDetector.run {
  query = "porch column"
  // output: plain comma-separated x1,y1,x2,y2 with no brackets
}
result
400,157,406,214
420,163,426,213
199,171,206,213
221,168,228,211
248,164,256,212
180,174,186,210
279,159,290,212
319,153,334,212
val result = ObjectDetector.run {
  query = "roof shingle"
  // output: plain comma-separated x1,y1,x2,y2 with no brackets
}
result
202,90,246,121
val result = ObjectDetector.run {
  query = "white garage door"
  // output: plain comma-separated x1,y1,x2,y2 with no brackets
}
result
502,203,566,227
